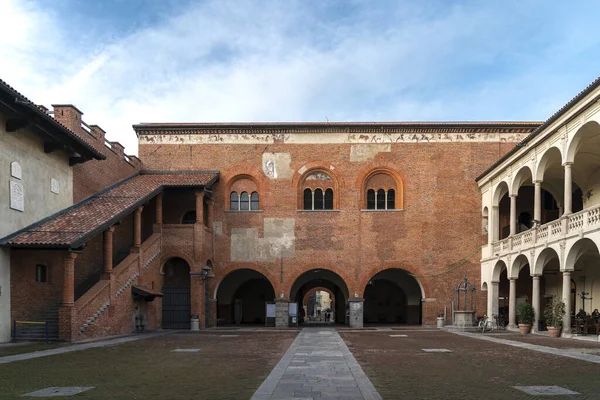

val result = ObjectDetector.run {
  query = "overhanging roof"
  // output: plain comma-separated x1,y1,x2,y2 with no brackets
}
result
0,171,219,249
0,79,105,161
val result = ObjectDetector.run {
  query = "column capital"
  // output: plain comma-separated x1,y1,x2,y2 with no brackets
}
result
106,225,115,234
195,190,205,198
531,274,541,279
508,277,517,281
533,180,542,185
135,206,144,214
562,270,572,276
562,161,574,167
64,251,78,261
509,193,518,198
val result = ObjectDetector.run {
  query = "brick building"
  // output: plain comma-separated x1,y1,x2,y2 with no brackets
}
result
16,76,598,341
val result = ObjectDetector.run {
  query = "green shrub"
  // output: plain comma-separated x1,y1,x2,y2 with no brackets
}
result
543,297,565,328
516,302,535,325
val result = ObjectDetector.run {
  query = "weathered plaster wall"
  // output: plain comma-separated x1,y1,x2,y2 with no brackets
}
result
0,113,73,342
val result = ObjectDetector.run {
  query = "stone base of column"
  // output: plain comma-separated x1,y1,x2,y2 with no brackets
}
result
275,300,289,328
349,298,364,328
58,305,76,341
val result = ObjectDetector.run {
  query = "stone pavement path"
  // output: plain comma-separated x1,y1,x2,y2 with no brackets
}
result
251,328,381,400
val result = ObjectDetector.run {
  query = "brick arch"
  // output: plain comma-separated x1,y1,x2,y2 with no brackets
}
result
159,253,195,275
293,163,342,210
356,166,405,210
212,264,279,300
302,287,335,306
286,265,352,300
357,263,428,298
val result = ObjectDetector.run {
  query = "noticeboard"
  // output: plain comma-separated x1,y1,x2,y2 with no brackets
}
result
266,303,276,318
288,302,298,317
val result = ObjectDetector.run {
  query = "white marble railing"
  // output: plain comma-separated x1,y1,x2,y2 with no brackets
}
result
488,203,600,258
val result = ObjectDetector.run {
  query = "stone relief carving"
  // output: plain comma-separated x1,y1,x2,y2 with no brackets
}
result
10,181,24,212
10,161,21,180
50,178,59,194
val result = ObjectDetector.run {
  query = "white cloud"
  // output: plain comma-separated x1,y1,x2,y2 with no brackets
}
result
0,0,599,155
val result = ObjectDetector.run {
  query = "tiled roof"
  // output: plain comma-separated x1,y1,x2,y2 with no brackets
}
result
476,76,600,181
0,79,105,160
0,171,219,249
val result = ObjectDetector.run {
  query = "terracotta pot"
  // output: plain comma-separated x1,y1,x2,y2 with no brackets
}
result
518,324,532,334
547,326,562,338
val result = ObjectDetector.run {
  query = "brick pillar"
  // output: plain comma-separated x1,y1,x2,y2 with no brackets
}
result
348,298,364,328
59,252,77,341
133,206,143,250
207,198,214,230
103,226,115,275
156,193,163,224
195,191,204,224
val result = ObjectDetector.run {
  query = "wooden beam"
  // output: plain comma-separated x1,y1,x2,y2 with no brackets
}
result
69,156,87,166
44,142,62,153
5,117,30,132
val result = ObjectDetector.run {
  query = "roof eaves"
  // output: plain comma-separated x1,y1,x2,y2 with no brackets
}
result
0,79,105,161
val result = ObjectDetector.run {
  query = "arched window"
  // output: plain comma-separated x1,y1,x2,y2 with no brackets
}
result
363,169,402,210
303,188,312,210
36,264,48,283
228,175,260,211
250,192,259,210
182,211,196,224
300,169,337,210
240,192,249,211
230,192,239,210
314,189,324,210
325,189,334,210
377,189,385,210
387,189,395,210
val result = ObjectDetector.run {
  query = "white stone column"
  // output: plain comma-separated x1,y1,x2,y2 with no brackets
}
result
562,271,572,333
563,163,573,216
510,194,518,236
508,278,517,328
534,181,542,224
532,275,541,332
492,206,499,242
489,282,499,318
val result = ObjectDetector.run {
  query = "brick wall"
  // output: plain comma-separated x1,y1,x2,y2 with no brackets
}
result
142,138,517,325
51,105,141,203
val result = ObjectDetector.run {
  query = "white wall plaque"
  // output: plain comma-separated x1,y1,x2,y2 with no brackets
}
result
50,178,59,194
10,181,24,212
10,162,22,180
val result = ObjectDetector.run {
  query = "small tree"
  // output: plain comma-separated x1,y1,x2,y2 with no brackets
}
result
516,302,535,325
543,297,565,328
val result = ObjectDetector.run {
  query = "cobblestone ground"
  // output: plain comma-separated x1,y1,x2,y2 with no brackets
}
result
0,331,297,400
341,330,600,400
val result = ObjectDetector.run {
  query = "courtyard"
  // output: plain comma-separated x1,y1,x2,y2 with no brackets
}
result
1,328,600,399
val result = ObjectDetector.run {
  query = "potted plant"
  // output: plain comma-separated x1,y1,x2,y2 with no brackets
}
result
516,302,535,334
543,297,565,338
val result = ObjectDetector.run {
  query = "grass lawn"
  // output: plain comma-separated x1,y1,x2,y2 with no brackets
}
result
0,331,297,399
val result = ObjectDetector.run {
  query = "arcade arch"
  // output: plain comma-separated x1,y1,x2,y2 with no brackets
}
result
215,269,275,325
290,269,349,324
363,269,423,325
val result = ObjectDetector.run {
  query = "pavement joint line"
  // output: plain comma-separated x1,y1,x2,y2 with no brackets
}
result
0,331,173,365
250,327,382,400
450,330,600,364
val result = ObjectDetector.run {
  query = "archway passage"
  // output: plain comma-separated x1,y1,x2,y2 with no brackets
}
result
290,269,349,325
363,269,423,324
162,258,191,329
216,269,275,325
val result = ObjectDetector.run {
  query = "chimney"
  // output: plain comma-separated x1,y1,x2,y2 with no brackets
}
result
51,104,84,134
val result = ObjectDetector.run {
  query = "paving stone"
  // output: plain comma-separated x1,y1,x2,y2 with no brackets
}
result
251,328,382,400
389,334,407,337
513,386,580,395
422,348,452,352
171,348,200,352
22,387,95,397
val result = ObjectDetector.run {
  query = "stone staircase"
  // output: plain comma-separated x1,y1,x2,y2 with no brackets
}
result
78,301,111,335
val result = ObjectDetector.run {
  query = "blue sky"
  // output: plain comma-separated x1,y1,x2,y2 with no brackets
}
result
1,0,599,154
